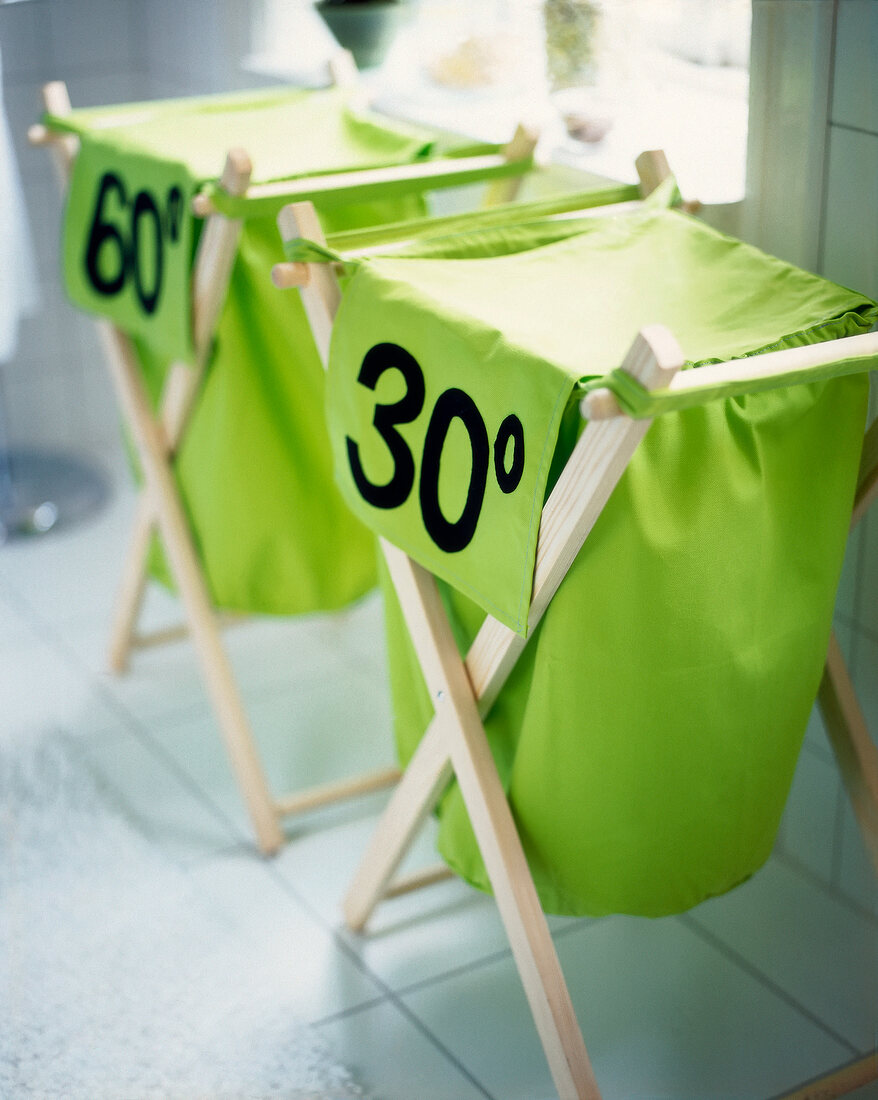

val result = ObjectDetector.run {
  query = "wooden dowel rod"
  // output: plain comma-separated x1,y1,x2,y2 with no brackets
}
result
130,612,248,652
383,863,455,900
194,152,527,217
27,123,53,145
271,262,311,289
273,766,400,818
583,331,878,421
779,1052,877,1100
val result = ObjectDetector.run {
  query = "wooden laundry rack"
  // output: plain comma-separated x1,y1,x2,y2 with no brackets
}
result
273,158,878,1099
29,68,538,855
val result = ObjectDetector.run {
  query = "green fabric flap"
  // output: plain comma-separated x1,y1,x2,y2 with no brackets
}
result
63,132,197,359
53,87,443,361
327,205,878,635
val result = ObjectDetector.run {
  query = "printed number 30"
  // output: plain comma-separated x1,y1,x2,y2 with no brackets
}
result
346,342,524,554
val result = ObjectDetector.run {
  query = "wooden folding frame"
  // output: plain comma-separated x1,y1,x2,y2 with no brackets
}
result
274,173,878,1098
30,78,538,855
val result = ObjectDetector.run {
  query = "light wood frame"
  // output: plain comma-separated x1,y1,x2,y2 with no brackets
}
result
274,164,878,1097
30,78,538,855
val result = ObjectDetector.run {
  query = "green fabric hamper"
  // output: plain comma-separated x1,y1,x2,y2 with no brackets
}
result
322,200,878,918
47,86,532,615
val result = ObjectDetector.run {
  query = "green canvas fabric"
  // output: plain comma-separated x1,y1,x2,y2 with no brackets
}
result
325,206,878,916
52,86,462,615
327,205,877,633
134,208,431,615
53,86,439,362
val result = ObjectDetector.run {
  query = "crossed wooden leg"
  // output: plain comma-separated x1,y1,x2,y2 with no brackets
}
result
343,329,683,1099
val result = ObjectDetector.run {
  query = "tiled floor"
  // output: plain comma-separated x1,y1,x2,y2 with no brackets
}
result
1,454,876,1099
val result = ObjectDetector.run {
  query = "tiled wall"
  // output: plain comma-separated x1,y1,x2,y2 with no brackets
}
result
819,0,878,912
745,0,878,912
0,0,270,459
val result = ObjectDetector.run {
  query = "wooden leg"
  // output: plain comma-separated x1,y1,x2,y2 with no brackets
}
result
779,1052,878,1099
818,632,878,876
381,543,601,1100
99,322,284,854
344,718,453,931
483,123,539,207
108,360,201,673
108,491,153,673
344,326,682,934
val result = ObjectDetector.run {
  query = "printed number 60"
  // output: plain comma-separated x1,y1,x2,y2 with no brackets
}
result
346,343,524,554
84,172,182,316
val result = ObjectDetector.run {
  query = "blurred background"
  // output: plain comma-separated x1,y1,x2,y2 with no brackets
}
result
2,0,875,468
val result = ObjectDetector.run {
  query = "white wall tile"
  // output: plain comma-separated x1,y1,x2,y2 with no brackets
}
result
831,0,878,135
3,78,50,171
0,1,54,85
3,359,86,453
742,0,834,270
822,125,878,299
47,0,133,77
63,72,142,111
854,499,878,641
835,522,863,625
837,791,878,916
851,629,878,735
776,743,841,885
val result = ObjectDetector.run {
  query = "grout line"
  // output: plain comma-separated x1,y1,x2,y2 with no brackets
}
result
828,121,878,140
310,995,390,1029
678,911,861,1058
320,913,600,1012
774,848,878,926
310,993,497,1100
814,0,840,277
251,856,497,1100
765,1053,878,1100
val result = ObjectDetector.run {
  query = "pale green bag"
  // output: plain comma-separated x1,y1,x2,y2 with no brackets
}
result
325,205,877,916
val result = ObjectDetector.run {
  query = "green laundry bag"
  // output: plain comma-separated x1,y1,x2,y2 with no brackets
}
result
135,199,430,614
325,206,877,916
52,87,447,614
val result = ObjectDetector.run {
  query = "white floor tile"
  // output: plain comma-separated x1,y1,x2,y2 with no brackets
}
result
0,631,118,747
1,482,875,1099
776,742,841,886
689,857,877,1052
837,794,878,917
186,849,388,1022
272,808,585,994
852,631,878,739
316,999,491,1100
144,662,397,845
80,724,243,863
802,699,836,763
401,913,855,1100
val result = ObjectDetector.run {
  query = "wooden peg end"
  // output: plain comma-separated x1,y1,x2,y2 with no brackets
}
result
580,389,623,421
28,123,51,146
192,192,215,218
221,147,253,197
271,262,311,290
